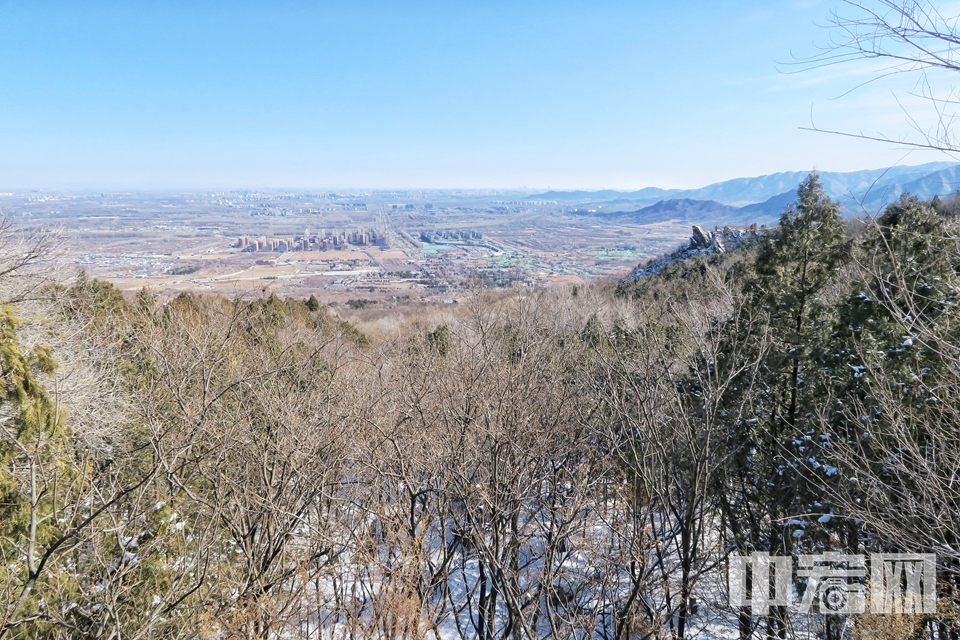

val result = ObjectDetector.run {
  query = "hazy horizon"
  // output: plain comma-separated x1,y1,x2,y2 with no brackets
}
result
3,159,953,195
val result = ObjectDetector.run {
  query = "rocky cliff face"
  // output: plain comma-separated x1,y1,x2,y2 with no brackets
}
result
623,225,763,280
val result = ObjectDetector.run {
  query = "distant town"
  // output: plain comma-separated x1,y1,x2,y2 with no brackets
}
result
7,161,956,318
3,189,694,311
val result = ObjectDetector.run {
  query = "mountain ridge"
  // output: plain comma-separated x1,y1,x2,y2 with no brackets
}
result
532,161,960,211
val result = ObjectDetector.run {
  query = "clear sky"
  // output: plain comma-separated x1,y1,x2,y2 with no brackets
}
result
0,1,951,190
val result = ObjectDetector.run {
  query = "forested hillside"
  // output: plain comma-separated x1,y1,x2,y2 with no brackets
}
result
1,174,958,639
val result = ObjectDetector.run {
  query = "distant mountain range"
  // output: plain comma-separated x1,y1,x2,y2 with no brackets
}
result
531,162,960,226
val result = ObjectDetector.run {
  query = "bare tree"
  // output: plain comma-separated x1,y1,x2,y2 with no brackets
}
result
799,0,960,154
133,294,361,639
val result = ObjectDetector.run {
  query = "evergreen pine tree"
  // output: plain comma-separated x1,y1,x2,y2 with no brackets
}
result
713,173,850,639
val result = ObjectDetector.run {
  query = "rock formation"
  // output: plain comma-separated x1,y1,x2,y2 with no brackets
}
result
623,225,763,280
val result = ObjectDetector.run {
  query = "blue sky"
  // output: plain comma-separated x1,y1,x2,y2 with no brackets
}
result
0,1,950,190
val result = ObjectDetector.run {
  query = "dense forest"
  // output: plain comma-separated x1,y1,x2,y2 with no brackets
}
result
1,174,959,639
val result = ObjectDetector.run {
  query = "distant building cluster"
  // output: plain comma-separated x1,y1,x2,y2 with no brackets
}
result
236,228,385,252
420,229,483,243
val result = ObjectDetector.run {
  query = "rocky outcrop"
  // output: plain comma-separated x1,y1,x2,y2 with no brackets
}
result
690,225,711,249
623,225,763,280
